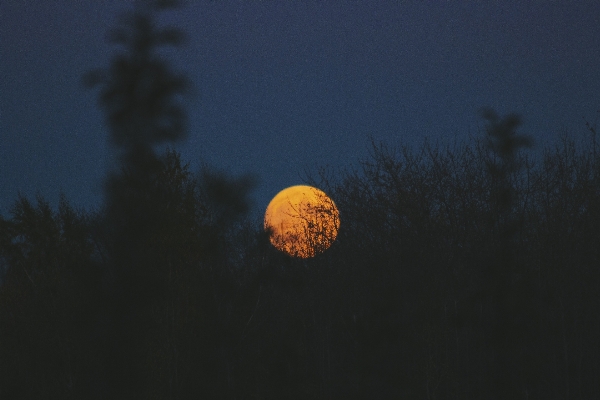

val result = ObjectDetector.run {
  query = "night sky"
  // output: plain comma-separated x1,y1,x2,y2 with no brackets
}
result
2,0,600,217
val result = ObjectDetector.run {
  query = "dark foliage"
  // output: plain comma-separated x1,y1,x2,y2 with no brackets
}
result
4,121,598,399
0,196,102,399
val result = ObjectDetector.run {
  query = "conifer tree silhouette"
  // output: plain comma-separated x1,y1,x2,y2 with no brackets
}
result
85,1,190,397
481,108,535,399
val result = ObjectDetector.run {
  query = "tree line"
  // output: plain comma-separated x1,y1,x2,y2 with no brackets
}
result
1,2,599,399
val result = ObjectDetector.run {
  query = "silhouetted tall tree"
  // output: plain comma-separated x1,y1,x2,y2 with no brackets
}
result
480,109,535,399
85,1,192,398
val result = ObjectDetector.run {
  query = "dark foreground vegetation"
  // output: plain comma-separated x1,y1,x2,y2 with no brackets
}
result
1,2,599,399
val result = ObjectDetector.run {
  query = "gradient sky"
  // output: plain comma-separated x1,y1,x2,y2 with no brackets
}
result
2,0,600,217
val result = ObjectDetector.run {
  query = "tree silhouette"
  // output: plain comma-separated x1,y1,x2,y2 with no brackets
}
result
2,108,600,398
84,0,188,170
85,2,196,398
0,196,101,398
480,109,536,399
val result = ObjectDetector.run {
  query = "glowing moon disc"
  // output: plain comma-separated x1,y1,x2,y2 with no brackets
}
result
264,185,340,258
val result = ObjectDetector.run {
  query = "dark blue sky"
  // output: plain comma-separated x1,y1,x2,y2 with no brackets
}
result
2,0,600,217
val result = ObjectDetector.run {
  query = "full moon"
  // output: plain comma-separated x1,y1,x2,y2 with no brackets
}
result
264,185,340,258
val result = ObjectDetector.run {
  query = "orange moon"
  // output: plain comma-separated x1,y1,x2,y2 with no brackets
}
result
264,185,340,258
